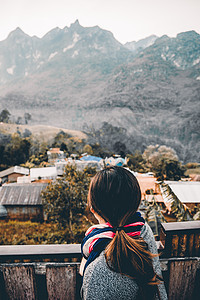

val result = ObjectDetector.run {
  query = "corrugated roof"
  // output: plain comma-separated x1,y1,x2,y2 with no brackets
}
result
0,166,29,178
165,181,200,203
0,183,48,205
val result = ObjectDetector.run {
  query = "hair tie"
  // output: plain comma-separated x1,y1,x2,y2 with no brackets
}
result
114,226,124,232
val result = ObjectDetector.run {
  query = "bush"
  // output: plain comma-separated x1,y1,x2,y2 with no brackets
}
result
0,218,91,245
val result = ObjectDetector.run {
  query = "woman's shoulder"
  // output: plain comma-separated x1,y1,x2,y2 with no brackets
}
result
82,252,139,300
140,223,168,300
141,222,158,254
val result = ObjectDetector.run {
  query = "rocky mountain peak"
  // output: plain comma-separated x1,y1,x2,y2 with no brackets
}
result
42,27,62,40
154,35,170,45
7,27,28,40
70,19,81,30
124,35,158,53
177,30,199,39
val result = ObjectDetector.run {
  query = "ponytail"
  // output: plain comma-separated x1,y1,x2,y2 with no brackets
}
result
105,231,161,299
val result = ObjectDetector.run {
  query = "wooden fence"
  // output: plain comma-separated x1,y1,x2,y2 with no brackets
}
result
0,221,200,299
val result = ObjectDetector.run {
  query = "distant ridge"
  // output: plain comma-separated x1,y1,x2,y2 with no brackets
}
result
124,35,158,52
0,123,87,141
0,22,199,162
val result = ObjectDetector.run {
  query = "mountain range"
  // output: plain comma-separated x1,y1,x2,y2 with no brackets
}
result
0,20,199,162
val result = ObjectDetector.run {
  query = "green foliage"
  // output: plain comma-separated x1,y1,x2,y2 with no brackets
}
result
152,158,185,181
52,131,70,147
90,143,112,158
127,151,147,172
0,109,10,123
51,131,84,156
143,145,185,180
27,153,48,167
24,113,31,124
42,164,95,235
1,133,31,167
113,141,127,157
24,140,48,167
85,122,125,157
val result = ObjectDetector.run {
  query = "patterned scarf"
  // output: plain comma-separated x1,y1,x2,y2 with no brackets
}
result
81,212,145,274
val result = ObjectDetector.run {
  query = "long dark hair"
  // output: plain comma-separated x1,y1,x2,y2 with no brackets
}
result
88,166,161,299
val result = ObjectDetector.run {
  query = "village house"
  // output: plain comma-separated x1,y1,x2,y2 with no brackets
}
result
136,173,160,199
0,182,48,221
0,166,29,184
164,181,200,210
30,167,57,181
47,148,65,164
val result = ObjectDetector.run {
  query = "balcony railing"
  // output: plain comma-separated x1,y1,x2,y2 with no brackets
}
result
0,221,199,300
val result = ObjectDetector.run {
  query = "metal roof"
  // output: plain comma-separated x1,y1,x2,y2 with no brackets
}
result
165,181,200,203
80,155,102,162
0,166,29,178
0,183,48,205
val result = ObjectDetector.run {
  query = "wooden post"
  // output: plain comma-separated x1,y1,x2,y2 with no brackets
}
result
168,259,198,300
2,264,37,300
178,234,188,257
194,233,200,256
171,234,179,257
160,221,200,257
46,264,77,300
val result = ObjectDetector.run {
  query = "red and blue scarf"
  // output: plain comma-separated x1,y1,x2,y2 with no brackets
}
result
81,212,145,274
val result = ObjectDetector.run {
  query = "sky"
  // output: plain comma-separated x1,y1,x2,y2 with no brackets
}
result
0,0,200,44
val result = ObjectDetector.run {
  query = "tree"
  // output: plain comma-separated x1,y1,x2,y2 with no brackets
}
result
0,109,10,123
126,151,147,172
164,159,186,181
27,140,48,167
42,164,95,237
24,113,31,124
60,142,68,153
150,158,185,181
143,145,184,180
83,144,93,155
90,143,112,158
16,117,22,124
143,145,178,164
3,134,31,166
113,141,127,157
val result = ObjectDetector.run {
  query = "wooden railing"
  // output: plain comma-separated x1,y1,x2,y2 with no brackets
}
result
0,244,81,263
0,244,82,300
0,221,200,300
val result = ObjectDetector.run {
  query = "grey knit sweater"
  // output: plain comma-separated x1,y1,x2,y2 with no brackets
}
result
81,223,168,300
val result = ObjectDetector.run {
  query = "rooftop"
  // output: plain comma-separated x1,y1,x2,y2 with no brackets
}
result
0,183,48,205
0,166,29,178
165,181,200,203
30,167,57,180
